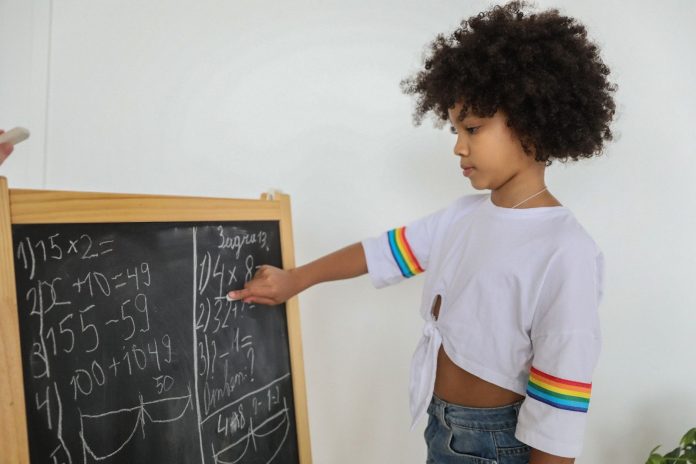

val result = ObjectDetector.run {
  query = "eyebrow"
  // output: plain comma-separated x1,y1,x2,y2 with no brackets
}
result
449,116,479,125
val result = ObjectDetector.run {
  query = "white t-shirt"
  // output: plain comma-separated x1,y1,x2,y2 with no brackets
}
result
360,193,605,458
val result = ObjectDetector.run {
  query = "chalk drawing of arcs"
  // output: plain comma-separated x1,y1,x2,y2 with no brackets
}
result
79,386,193,462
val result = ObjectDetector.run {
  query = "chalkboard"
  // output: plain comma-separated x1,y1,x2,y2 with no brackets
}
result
0,180,312,464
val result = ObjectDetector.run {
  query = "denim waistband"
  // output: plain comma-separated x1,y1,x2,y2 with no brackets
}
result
427,394,524,431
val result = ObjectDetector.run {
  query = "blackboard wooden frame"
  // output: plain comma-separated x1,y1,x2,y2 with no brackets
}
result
0,176,312,464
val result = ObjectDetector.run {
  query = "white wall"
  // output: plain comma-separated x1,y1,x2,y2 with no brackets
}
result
2,1,695,463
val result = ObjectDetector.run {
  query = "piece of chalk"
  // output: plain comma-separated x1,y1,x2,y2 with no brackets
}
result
0,127,30,146
226,294,235,302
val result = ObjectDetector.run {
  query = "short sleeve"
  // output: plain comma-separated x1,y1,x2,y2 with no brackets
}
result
515,244,605,458
360,206,448,289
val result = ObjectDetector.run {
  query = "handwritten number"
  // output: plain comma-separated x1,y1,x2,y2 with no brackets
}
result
148,340,161,371
127,266,139,290
16,241,28,271
48,234,62,260
79,305,99,353
162,334,172,363
34,239,47,263
31,342,49,379
59,314,75,353
80,234,98,260
135,293,150,333
245,255,255,282
120,299,136,340
35,387,52,430
141,262,151,286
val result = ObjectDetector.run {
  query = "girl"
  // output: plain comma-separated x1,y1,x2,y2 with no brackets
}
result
228,2,617,463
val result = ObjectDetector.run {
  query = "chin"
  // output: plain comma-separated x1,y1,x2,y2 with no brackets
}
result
469,180,487,190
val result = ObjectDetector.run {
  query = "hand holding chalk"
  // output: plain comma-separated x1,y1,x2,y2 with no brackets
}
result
0,127,30,166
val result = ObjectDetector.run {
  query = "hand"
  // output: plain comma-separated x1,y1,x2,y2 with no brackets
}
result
227,265,302,306
0,130,15,166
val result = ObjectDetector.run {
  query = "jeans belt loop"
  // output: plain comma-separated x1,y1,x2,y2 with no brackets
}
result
438,398,451,431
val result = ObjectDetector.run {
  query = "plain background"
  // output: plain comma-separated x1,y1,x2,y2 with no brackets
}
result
2,1,695,463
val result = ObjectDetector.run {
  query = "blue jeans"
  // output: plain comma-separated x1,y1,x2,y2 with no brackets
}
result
424,395,531,464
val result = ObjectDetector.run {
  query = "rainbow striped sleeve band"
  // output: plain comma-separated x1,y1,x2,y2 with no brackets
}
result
526,366,592,413
387,227,424,278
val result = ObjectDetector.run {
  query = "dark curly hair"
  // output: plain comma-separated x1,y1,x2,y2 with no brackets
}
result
399,0,618,166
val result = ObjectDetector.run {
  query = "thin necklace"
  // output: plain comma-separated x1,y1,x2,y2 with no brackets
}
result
511,187,548,209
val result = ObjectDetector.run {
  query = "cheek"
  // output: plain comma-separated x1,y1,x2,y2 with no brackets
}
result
472,162,511,190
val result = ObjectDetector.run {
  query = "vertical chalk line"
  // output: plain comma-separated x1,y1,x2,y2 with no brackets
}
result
192,227,206,463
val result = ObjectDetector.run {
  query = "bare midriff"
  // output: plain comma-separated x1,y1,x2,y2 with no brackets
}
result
431,294,525,407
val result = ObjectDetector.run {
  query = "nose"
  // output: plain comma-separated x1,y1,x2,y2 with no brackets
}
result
453,135,469,158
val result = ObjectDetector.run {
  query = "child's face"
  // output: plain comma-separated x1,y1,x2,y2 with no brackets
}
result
448,102,542,191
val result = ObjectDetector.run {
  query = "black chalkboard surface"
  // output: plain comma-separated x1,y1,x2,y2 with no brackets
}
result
12,221,298,464
0,183,311,464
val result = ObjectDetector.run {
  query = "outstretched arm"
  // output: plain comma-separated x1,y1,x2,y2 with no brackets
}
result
227,242,367,306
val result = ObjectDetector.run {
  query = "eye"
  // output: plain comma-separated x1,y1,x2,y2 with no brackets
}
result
465,126,480,134
449,126,480,135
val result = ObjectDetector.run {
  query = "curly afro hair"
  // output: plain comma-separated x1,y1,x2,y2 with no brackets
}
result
399,0,618,166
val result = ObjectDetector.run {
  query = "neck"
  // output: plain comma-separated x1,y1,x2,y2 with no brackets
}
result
490,167,551,209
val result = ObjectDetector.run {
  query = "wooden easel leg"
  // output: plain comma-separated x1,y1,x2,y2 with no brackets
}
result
0,176,30,464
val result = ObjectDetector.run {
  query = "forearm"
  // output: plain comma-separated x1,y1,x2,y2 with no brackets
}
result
291,242,367,292
529,447,575,464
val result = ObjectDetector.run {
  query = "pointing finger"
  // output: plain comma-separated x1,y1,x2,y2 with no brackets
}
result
227,283,272,301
